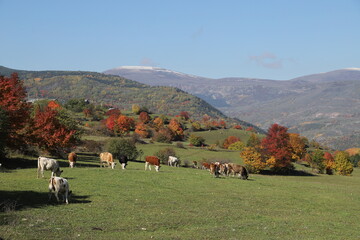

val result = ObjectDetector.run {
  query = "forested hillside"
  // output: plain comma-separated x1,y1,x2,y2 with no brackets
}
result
0,66,261,132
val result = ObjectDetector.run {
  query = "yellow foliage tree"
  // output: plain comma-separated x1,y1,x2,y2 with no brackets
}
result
241,147,266,173
289,133,306,162
334,151,353,176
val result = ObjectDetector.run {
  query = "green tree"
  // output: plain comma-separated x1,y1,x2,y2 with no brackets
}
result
107,138,140,161
189,134,205,147
310,149,325,173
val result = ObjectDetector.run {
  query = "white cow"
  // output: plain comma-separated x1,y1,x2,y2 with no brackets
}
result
168,156,180,167
37,157,63,178
48,177,71,204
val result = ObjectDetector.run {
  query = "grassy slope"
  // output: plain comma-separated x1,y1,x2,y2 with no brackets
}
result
1,156,360,240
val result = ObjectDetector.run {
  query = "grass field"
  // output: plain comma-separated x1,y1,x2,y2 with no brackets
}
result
1,154,360,240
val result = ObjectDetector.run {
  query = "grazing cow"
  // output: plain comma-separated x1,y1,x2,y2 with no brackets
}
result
145,156,161,172
228,163,248,180
119,155,128,169
48,176,71,204
99,152,115,169
168,156,180,167
68,152,77,168
201,162,211,170
192,161,198,169
209,163,221,178
37,157,63,178
219,163,230,176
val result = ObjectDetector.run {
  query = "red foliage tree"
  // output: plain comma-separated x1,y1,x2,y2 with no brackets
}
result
233,125,242,130
31,107,77,154
139,111,151,124
47,100,61,110
223,136,240,149
261,123,293,172
105,114,119,131
0,73,31,149
105,108,121,116
179,111,190,121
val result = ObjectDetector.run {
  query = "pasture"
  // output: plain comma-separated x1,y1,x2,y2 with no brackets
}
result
1,156,360,240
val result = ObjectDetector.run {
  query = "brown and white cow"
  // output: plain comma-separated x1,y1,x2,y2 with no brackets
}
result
48,176,71,204
209,163,221,178
99,152,115,169
145,156,161,172
201,162,211,170
37,157,63,178
228,163,248,180
68,152,77,168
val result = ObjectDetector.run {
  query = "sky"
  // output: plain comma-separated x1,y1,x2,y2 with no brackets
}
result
1,0,359,80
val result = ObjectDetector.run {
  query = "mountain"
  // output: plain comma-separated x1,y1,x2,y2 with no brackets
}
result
0,66,261,132
104,66,360,150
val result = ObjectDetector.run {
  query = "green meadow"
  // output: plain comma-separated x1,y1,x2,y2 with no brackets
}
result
1,151,359,240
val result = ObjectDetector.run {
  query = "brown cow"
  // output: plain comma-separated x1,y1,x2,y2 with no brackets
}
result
145,156,161,172
209,163,220,178
228,163,248,180
100,152,115,169
201,162,210,170
68,152,77,168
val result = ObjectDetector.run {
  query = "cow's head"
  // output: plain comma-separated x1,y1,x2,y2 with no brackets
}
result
155,165,161,172
55,169,63,177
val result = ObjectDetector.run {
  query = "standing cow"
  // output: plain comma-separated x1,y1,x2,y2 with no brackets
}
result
37,157,63,178
145,156,161,172
68,152,77,168
99,152,115,169
48,176,71,204
228,163,248,180
119,155,128,170
168,156,180,167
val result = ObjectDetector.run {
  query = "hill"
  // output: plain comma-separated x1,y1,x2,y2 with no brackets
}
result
0,66,261,132
104,66,360,149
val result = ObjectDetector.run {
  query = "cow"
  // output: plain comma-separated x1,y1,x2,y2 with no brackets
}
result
168,156,180,167
99,152,115,169
192,161,198,169
209,163,220,178
219,163,230,176
119,155,128,170
37,157,63,178
68,152,77,168
48,176,71,204
201,162,211,170
228,163,248,180
145,156,161,172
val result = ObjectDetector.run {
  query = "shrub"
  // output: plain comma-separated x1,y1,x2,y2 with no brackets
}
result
152,127,173,143
189,134,205,147
349,154,360,167
155,148,176,164
228,141,245,151
107,138,140,161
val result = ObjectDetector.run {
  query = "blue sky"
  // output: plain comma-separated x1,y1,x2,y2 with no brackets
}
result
1,0,359,80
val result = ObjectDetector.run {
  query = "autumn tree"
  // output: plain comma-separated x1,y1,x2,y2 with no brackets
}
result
0,73,31,150
30,107,78,155
246,133,261,148
168,118,184,141
191,121,202,131
135,122,150,138
152,127,173,143
261,123,293,172
139,111,151,124
228,141,245,151
189,134,205,147
47,100,61,110
323,152,335,175
132,104,141,114
116,115,135,136
334,151,353,176
223,136,240,149
289,133,306,162
0,108,9,158
179,111,190,121
241,147,266,173
153,117,164,130
105,108,121,116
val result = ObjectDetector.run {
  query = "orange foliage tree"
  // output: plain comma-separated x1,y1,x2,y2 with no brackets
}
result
47,100,61,110
168,118,184,141
289,133,306,162
323,152,335,175
0,73,31,149
139,111,151,124
135,122,150,138
116,115,135,136
153,117,164,130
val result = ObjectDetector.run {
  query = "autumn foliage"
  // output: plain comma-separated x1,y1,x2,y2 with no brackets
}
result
223,136,240,149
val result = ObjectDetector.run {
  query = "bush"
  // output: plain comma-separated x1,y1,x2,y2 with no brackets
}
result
228,141,245,151
349,154,360,167
155,147,176,164
152,127,173,143
189,134,205,147
107,138,140,161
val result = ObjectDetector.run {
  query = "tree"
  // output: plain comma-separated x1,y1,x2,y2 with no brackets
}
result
64,98,89,112
261,123,293,172
47,100,61,110
223,136,240,149
107,138,140,161
153,117,164,130
246,133,261,148
334,151,353,176
323,152,335,175
289,133,306,162
152,127,173,143
189,134,205,147
168,118,184,141
135,122,150,138
179,111,190,121
310,149,325,173
228,141,245,151
155,147,176,164
116,115,135,136
0,108,9,158
0,73,31,149
241,147,266,173
139,111,151,124
132,104,141,114
191,121,202,131
30,107,78,155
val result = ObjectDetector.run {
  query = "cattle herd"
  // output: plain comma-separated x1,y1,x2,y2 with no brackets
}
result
37,152,248,204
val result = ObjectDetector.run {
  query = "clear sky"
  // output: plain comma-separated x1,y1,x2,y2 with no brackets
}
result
1,0,359,80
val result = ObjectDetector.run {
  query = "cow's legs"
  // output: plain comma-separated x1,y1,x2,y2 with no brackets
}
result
145,162,148,170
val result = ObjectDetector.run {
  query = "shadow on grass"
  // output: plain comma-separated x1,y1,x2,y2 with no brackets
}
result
260,169,317,176
0,190,91,213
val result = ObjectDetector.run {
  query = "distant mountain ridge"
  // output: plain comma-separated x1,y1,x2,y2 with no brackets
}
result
0,66,262,132
104,66,360,150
